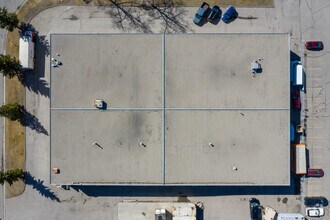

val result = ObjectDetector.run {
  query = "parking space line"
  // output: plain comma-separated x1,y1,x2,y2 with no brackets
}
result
307,117,327,121
311,146,323,149
308,106,326,110
306,185,322,188
309,87,324,89
308,78,323,81
305,97,322,99
307,87,324,89
310,165,323,168
308,136,324,139
306,194,322,197
308,71,324,74
305,66,322,70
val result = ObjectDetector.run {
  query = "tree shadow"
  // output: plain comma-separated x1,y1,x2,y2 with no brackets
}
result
20,108,48,135
108,0,191,33
144,0,191,33
108,0,152,33
24,172,60,202
18,22,50,97
238,16,258,20
19,71,50,97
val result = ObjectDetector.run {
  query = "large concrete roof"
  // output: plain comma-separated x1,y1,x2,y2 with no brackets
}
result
50,33,290,185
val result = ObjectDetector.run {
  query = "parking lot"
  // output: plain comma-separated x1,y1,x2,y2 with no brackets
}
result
5,0,330,219
299,1,330,219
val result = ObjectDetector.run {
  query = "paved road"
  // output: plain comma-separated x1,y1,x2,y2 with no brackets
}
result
300,0,330,219
0,1,26,220
4,0,326,219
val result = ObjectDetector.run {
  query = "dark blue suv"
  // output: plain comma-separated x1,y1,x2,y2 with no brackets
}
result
249,198,261,220
222,6,238,23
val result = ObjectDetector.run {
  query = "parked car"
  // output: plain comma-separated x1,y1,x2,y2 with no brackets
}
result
307,168,324,177
291,91,301,110
249,198,261,220
193,2,210,25
306,207,325,217
305,41,324,51
304,196,328,207
222,6,238,23
208,5,221,22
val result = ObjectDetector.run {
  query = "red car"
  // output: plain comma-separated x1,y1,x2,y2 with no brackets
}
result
305,41,324,51
307,168,324,177
291,91,301,110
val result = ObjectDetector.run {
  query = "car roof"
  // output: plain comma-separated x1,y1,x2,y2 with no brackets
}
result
226,6,236,13
308,168,323,172
307,207,324,214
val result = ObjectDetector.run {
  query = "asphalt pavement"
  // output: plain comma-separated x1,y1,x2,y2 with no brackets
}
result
300,0,330,219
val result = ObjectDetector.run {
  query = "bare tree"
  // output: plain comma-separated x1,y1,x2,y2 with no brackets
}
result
142,0,189,33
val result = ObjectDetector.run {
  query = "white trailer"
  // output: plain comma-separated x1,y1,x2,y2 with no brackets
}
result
295,144,307,175
291,61,303,86
19,35,35,70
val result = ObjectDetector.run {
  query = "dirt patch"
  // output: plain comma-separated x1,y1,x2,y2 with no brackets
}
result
4,117,25,198
4,29,26,198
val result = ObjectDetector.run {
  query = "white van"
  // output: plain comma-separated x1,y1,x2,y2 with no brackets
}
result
291,61,303,86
